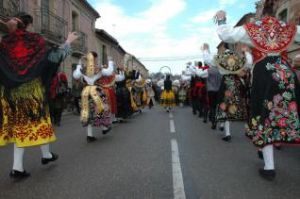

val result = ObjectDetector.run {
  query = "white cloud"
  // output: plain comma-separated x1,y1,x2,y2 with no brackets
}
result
218,0,238,7
191,9,218,23
92,0,223,74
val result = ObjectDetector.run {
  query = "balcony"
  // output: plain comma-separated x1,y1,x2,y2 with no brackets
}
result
0,0,20,19
71,31,87,56
40,7,67,45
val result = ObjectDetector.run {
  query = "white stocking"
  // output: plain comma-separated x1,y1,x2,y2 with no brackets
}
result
87,124,94,137
101,126,108,131
220,122,224,128
41,144,52,159
262,145,275,170
13,144,25,172
225,121,231,136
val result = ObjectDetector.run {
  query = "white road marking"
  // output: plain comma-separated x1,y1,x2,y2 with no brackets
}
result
171,138,186,199
169,112,173,119
170,120,176,133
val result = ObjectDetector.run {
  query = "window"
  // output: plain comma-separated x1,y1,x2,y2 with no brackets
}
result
72,11,79,31
102,45,107,65
278,9,288,22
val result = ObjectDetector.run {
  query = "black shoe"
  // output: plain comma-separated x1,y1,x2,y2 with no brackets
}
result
9,170,31,179
41,153,59,165
258,150,263,160
203,119,207,123
259,168,276,181
87,136,97,143
211,123,217,130
219,127,224,131
222,135,231,142
102,127,112,135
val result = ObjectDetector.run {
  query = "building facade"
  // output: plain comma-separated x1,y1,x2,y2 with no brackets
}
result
0,0,100,85
0,0,148,82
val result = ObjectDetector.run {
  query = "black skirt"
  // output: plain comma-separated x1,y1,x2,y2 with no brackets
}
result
246,56,300,148
216,75,248,122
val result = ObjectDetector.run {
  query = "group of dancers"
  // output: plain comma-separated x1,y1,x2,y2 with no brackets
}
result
1,3,300,182
176,5,300,180
0,12,155,179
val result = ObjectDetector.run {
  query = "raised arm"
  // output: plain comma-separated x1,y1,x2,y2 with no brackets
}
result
201,43,216,66
215,11,252,46
102,60,114,76
48,32,79,63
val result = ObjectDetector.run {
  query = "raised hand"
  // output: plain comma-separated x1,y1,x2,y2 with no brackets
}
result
214,10,226,24
215,10,226,20
66,32,79,44
201,43,209,51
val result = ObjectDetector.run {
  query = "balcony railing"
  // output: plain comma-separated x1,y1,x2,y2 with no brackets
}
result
40,7,67,45
0,0,20,19
71,31,87,55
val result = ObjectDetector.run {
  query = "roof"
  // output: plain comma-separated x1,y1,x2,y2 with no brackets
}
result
95,29,127,54
96,29,118,45
80,0,100,18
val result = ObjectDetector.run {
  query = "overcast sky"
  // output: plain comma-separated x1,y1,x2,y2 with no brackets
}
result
87,0,257,74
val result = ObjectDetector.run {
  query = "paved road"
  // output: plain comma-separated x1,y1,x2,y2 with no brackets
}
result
0,106,300,199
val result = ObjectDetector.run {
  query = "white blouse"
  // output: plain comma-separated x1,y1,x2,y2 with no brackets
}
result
217,24,300,46
101,60,115,77
115,71,125,82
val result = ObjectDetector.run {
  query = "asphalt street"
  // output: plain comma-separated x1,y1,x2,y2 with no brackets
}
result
1,106,300,199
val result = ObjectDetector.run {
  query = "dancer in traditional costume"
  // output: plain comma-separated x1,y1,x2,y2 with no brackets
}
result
115,68,132,121
73,52,113,143
215,5,300,179
133,72,148,110
0,13,78,178
146,79,155,109
160,74,176,112
215,49,252,141
49,71,68,126
97,58,118,123
202,43,223,129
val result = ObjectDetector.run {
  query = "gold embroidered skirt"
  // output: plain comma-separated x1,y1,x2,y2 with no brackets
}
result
0,79,56,147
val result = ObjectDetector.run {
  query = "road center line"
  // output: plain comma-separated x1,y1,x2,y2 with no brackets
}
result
169,112,173,119
171,138,186,199
170,120,176,133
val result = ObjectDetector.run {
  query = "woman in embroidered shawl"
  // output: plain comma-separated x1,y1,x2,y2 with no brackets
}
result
214,1,300,180
0,13,78,178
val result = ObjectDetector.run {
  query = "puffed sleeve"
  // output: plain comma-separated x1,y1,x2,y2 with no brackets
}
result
194,68,208,78
203,50,216,66
217,24,253,46
73,60,82,80
115,71,125,82
102,60,114,76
